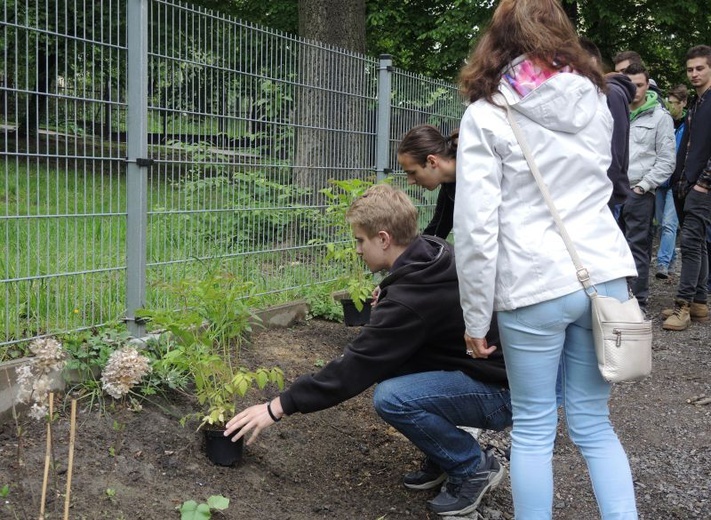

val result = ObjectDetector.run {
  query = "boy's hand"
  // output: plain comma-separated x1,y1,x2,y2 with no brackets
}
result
371,285,381,307
224,398,283,445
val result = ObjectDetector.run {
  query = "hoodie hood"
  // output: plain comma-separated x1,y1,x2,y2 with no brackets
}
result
630,90,659,121
501,63,603,134
606,73,636,105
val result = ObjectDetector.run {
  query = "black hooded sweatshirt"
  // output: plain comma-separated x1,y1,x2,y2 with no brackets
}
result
279,235,508,415
605,73,636,208
671,89,711,191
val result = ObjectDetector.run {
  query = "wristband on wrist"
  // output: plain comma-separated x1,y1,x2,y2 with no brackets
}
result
266,401,281,422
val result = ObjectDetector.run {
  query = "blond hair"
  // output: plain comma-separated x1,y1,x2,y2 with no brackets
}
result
346,184,418,245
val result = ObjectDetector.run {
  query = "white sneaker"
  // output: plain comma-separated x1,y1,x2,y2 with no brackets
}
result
457,426,481,440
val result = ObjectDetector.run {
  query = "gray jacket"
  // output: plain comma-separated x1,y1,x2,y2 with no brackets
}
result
627,100,675,193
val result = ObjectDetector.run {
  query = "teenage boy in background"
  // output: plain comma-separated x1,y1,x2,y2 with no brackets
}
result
655,84,688,279
619,62,675,312
664,45,711,330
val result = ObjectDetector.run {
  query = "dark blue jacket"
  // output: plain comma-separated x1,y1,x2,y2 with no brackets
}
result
605,73,636,208
672,89,711,191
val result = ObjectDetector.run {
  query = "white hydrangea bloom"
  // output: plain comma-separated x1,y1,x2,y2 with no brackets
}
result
101,346,152,399
29,337,66,373
28,402,48,421
14,337,66,421
14,364,34,403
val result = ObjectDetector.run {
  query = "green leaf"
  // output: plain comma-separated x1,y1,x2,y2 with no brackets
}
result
256,369,268,388
179,500,211,520
206,495,229,510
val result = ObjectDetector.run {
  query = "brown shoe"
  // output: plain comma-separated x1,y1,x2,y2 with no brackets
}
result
662,300,691,331
661,301,709,322
690,301,709,322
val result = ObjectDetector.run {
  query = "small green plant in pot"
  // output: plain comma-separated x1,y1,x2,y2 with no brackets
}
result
138,270,283,465
318,178,382,320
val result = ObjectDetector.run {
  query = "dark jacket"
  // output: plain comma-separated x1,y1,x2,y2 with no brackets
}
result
423,183,455,239
605,73,636,207
672,89,711,192
280,235,507,415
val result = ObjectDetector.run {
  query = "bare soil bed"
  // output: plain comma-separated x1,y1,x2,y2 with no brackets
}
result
1,274,709,520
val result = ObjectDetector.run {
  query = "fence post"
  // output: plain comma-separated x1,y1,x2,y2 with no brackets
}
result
375,54,393,182
125,0,149,337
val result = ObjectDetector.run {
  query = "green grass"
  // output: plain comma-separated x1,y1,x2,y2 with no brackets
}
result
0,159,343,355
0,153,437,356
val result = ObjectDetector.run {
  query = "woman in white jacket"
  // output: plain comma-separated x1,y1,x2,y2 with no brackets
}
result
453,1,639,518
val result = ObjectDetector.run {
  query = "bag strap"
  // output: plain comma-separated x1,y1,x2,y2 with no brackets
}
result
503,101,596,295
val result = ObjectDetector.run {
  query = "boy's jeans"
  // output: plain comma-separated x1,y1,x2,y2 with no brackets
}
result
655,186,678,268
677,189,711,303
373,370,511,484
619,191,655,307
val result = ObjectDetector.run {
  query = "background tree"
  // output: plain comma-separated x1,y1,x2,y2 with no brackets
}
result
569,0,711,91
293,0,369,194
366,0,490,81
195,0,711,92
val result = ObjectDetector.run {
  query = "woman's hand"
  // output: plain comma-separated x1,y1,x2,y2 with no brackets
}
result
464,334,497,359
224,398,283,445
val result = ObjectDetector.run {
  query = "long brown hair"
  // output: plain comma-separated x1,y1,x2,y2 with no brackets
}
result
459,0,605,103
397,125,458,166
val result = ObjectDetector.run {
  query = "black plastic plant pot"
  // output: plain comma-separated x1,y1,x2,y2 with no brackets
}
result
203,428,244,467
341,298,373,327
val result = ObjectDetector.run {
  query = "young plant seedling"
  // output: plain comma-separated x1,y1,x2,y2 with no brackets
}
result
179,495,229,520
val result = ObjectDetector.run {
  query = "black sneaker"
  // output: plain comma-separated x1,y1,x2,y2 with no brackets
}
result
427,449,505,516
655,265,669,279
403,457,446,490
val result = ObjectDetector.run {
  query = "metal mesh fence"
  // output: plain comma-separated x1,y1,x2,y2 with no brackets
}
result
0,0,464,348
1,0,128,349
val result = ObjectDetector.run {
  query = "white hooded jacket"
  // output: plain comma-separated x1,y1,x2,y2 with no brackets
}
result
454,71,637,338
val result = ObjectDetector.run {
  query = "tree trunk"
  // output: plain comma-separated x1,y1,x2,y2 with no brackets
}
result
563,1,579,27
294,0,368,198
18,48,56,137
298,0,366,53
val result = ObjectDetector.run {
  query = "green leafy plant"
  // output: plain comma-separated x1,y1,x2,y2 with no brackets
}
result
171,142,317,251
317,178,381,311
303,283,343,321
178,495,229,520
138,269,284,429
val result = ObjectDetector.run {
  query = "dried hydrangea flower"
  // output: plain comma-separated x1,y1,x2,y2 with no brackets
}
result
14,337,66,421
101,346,152,399
28,402,49,421
29,337,66,373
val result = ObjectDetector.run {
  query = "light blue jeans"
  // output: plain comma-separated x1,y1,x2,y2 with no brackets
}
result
498,278,638,520
655,186,678,268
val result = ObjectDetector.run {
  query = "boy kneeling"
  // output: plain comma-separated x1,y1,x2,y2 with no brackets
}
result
225,184,511,516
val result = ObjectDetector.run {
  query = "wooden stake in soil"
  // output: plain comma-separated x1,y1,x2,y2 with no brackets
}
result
63,399,77,520
39,392,54,520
